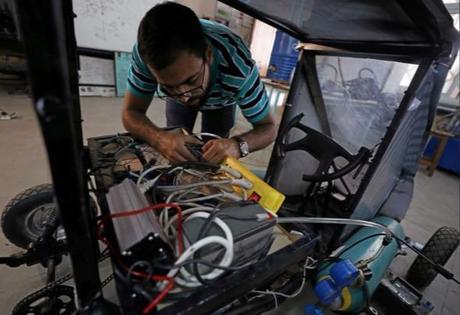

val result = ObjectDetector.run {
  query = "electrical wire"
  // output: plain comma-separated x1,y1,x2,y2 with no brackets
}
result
276,217,394,238
250,257,316,300
167,235,233,287
96,202,184,256
164,206,215,239
127,260,154,285
142,276,174,315
137,164,170,185
157,179,233,190
191,210,219,285
96,203,182,313
394,235,460,285
170,258,245,272
194,132,222,140
316,231,460,285
172,212,234,287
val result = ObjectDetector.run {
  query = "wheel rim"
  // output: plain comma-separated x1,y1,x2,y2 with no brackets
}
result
23,203,57,240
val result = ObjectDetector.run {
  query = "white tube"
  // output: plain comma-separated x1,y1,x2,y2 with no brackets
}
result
136,164,169,185
276,217,393,237
157,179,233,190
167,235,232,287
173,212,234,287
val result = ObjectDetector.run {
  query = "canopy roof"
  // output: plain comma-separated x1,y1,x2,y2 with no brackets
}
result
219,0,458,57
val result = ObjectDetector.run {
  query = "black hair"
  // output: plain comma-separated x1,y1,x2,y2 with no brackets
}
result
138,2,207,70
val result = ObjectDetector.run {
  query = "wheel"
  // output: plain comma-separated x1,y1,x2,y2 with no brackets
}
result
406,226,460,288
1,184,98,249
2,184,57,248
12,285,76,315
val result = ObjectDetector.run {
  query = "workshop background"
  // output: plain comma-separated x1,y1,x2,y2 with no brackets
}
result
0,0,459,314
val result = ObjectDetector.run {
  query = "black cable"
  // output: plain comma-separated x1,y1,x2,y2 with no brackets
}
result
318,233,387,272
114,269,153,302
152,258,245,272
192,210,219,285
127,260,154,285
150,161,221,202
216,214,259,222
394,235,460,284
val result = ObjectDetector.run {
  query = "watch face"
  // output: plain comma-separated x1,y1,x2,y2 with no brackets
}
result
240,141,249,157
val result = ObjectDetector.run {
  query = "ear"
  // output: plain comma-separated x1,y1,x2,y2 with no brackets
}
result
205,45,213,63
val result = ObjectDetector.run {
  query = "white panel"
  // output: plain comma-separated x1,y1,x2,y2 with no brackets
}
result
250,20,276,77
79,86,116,96
73,0,164,52
78,55,115,85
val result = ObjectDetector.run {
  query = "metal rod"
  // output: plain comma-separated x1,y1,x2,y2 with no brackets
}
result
15,0,103,308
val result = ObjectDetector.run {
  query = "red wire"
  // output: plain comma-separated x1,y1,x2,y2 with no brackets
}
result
96,202,184,312
96,202,184,254
142,276,174,314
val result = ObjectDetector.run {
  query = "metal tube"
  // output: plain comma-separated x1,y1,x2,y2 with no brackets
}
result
276,217,394,238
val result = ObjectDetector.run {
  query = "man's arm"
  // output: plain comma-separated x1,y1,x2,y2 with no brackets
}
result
122,91,158,145
201,113,277,163
236,113,277,152
122,91,197,162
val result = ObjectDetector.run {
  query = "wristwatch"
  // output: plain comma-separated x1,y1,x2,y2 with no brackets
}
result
233,136,249,158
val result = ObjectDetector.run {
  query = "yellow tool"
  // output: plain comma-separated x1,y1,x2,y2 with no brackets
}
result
222,157,285,213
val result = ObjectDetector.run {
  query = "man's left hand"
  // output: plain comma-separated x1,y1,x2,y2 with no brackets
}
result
201,138,240,164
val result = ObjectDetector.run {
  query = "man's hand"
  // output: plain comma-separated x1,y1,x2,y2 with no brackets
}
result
201,138,240,164
156,131,202,163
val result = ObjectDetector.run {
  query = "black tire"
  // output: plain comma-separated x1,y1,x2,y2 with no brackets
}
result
1,184,98,249
2,184,57,248
406,226,460,288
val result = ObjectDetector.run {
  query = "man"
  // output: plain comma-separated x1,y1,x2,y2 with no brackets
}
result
122,2,277,164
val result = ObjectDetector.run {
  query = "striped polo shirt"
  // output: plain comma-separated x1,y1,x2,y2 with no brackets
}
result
127,19,270,124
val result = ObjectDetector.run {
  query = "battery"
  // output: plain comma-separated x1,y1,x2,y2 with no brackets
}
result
182,202,276,271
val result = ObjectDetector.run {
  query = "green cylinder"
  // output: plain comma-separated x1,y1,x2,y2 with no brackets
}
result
317,216,405,313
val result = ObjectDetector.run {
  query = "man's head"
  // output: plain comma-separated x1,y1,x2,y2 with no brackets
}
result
138,2,212,107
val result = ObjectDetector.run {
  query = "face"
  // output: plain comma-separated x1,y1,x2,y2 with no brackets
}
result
148,48,212,108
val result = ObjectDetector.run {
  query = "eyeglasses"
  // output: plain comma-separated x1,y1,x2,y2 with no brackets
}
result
156,61,206,102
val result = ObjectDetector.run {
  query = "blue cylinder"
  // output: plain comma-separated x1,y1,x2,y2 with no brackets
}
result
267,30,299,82
330,259,360,288
305,304,325,315
314,277,340,305
316,216,405,313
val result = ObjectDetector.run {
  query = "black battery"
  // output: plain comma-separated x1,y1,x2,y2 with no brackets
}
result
182,202,276,272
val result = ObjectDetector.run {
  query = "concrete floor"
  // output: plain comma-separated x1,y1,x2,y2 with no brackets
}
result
0,95,458,314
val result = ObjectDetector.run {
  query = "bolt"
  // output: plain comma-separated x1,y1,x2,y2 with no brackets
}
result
148,235,154,241
158,248,164,253
131,293,137,299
